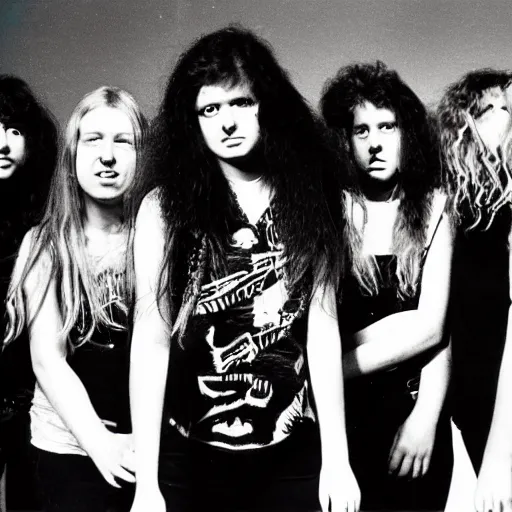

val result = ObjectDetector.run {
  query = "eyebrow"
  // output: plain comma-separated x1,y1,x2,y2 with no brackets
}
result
474,104,493,119
80,131,133,136
196,94,255,110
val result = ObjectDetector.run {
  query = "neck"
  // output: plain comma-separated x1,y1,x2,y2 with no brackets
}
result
361,174,399,202
82,196,124,234
218,155,263,183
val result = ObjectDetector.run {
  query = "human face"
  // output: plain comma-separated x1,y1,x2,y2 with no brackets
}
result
196,83,260,163
0,122,27,179
76,106,136,206
351,101,402,184
473,87,511,152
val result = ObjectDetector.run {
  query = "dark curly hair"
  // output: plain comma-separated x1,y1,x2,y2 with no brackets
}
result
437,68,512,230
0,75,58,251
320,61,440,298
130,25,344,336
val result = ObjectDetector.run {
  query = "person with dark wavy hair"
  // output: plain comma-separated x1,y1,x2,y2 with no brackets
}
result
438,69,512,512
129,25,359,512
321,61,454,510
0,75,58,511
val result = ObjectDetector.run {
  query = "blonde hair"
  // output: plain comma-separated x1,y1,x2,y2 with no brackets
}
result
438,69,512,230
344,190,432,300
4,86,147,347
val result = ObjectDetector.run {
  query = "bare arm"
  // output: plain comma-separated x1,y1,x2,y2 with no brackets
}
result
388,341,452,478
414,342,451,425
343,213,454,378
22,232,133,487
130,193,170,509
307,283,360,512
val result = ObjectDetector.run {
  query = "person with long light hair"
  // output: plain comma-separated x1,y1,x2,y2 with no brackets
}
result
129,26,359,512
4,86,147,512
438,69,512,512
321,61,454,510
0,75,58,511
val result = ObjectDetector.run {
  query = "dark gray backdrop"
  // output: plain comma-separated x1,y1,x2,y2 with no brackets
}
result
1,0,511,125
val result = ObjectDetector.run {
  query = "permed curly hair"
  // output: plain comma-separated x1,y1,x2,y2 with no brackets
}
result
129,25,345,340
438,68,512,230
320,61,439,298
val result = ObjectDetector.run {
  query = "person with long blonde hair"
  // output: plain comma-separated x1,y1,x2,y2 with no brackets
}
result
321,61,454,510
438,69,512,512
4,86,147,512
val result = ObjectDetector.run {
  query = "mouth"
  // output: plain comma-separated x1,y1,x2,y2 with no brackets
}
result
0,158,14,168
95,170,119,179
222,136,244,143
369,155,385,165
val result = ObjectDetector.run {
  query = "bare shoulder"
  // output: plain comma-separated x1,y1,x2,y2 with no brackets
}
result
137,188,164,223
430,189,448,212
135,188,168,240
16,227,53,296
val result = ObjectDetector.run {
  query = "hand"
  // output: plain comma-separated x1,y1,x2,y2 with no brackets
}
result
319,462,360,512
87,431,135,487
388,409,436,479
130,488,166,512
475,450,512,512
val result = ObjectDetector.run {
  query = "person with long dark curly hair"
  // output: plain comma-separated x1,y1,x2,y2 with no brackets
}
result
0,75,58,511
438,68,512,512
129,26,359,512
321,61,454,510
4,86,147,512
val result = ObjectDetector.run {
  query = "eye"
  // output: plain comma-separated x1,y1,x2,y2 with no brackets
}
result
380,122,397,133
353,126,368,139
115,137,134,145
81,135,101,145
9,128,23,137
231,97,256,108
198,104,220,118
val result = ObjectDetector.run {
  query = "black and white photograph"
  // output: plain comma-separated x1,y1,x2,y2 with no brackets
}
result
1,1,512,511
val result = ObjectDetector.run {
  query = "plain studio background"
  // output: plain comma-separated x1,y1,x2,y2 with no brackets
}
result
1,0,510,510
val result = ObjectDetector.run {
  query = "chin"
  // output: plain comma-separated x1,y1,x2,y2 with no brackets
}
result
0,168,17,180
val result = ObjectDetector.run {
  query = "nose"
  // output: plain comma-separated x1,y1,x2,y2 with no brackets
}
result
221,107,237,136
368,132,382,154
99,139,115,166
0,126,8,154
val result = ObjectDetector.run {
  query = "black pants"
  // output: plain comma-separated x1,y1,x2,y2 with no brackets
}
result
35,448,134,512
345,373,453,511
159,421,321,512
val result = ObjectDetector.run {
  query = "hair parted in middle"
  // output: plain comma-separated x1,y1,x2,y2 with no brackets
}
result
320,61,440,299
438,68,512,231
5,86,148,348
130,24,345,339
0,75,59,250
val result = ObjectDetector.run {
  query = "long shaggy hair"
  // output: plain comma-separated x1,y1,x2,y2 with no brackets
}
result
5,86,147,347
129,25,345,341
438,69,512,230
320,61,439,298
0,76,58,253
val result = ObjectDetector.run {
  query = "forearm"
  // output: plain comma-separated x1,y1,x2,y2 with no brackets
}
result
34,358,109,454
413,342,451,424
343,310,445,378
307,291,350,462
130,323,170,490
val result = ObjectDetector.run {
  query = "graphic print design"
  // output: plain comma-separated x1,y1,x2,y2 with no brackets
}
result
170,208,310,449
